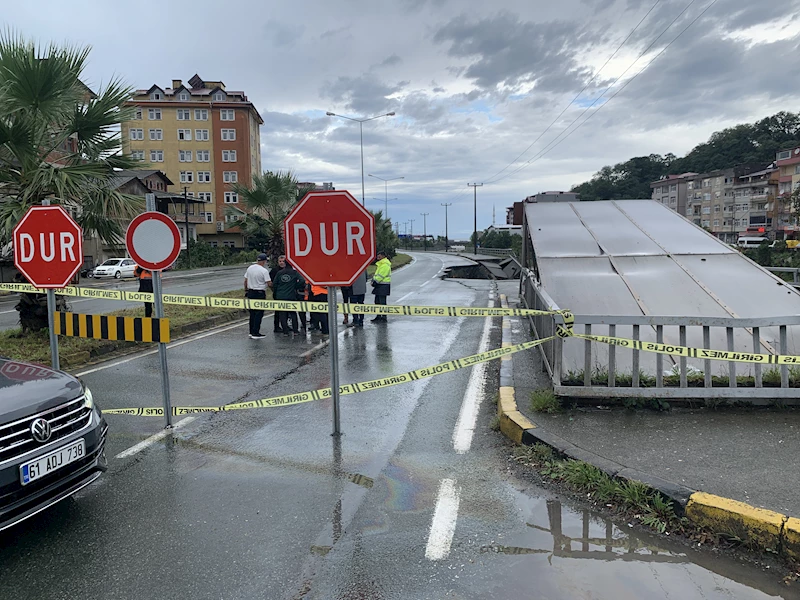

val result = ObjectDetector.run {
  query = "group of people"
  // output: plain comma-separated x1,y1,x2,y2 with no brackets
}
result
243,251,392,340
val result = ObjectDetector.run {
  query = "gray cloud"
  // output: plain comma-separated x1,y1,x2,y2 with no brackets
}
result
319,72,407,114
432,11,602,93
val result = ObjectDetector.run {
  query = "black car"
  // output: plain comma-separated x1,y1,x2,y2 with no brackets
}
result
0,358,107,531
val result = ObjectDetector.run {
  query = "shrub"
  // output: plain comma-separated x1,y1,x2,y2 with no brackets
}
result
530,389,561,413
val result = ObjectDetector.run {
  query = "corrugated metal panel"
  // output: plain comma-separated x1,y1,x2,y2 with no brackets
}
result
526,200,800,377
613,200,734,255
526,202,600,257
571,202,665,256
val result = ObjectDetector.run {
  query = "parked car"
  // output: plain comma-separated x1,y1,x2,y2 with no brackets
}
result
93,258,136,279
0,357,107,531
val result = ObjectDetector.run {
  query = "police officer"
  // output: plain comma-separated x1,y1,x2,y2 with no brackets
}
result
371,251,391,323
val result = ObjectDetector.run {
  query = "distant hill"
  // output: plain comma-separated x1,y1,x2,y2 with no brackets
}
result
571,111,800,201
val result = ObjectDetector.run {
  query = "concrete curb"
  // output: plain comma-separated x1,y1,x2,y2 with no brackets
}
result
496,294,800,561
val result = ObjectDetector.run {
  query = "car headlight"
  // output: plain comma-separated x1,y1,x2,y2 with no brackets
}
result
83,387,95,410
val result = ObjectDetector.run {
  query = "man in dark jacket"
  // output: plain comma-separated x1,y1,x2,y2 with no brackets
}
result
272,259,305,335
269,255,286,333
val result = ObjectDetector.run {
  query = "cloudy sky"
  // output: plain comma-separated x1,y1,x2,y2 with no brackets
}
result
7,0,800,237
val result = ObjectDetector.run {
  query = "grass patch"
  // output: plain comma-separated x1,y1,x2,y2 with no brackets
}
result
489,415,501,431
0,289,245,366
513,443,684,535
530,389,561,413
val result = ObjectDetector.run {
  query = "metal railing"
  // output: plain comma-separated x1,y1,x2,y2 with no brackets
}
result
766,267,800,286
520,269,800,401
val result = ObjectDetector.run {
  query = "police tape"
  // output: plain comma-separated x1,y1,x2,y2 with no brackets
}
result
569,331,800,365
0,282,571,320
102,335,557,416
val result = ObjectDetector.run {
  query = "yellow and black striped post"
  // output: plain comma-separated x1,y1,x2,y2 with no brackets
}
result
53,312,170,343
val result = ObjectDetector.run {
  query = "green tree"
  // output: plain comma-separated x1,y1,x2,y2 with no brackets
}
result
232,171,313,263
0,33,142,245
371,210,398,258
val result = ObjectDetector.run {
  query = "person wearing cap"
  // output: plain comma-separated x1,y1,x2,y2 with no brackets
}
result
371,250,391,323
244,253,271,339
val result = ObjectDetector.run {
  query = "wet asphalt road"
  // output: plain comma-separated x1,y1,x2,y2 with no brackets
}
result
0,265,245,331
0,253,793,599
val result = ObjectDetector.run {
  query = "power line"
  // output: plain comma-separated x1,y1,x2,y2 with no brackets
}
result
493,0,717,184
483,0,662,184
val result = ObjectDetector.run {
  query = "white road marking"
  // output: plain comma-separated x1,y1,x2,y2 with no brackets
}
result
425,478,461,561
420,280,430,287
115,417,196,459
395,292,414,304
74,320,248,377
452,297,494,454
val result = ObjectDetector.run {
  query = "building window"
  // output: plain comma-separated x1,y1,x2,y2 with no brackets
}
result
221,128,236,141
224,191,238,203
669,184,677,192
178,128,192,140
196,150,210,162
194,109,208,121
702,206,711,214
778,150,792,160
131,150,144,160
713,219,719,227
197,171,211,182
209,241,218,248
148,108,162,120
687,181,694,190
702,178,711,187
225,214,242,223
223,171,238,183
195,129,209,141
150,91,162,100
223,240,235,248
714,205,720,213
198,193,212,203
179,171,194,183
134,108,143,120
179,92,189,101
220,109,235,121
179,150,193,162
202,212,213,223
702,220,710,227
149,128,163,141
177,109,191,121
150,150,164,162
222,150,237,162
129,128,144,140
213,91,226,102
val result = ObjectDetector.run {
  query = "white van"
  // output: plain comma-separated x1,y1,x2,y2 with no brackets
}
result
737,237,768,249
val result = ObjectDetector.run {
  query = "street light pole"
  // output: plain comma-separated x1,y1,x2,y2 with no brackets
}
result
368,174,404,220
441,203,452,252
326,111,397,206
409,218,415,250
468,183,483,255
420,212,429,251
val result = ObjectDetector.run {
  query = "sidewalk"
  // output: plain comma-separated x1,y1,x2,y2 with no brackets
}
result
496,280,800,556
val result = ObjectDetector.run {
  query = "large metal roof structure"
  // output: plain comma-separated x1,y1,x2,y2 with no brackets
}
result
525,200,800,377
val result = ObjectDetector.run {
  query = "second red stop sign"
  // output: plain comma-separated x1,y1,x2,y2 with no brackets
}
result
284,191,375,286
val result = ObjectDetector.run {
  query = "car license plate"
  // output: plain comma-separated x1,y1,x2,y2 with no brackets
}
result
20,439,86,485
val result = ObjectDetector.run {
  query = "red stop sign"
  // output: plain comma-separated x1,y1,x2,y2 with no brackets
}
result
284,191,375,286
13,206,83,288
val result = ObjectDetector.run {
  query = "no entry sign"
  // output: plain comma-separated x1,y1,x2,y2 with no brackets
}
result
284,191,375,286
13,205,83,288
126,212,181,271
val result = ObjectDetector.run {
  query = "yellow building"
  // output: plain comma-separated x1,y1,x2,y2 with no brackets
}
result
121,74,263,247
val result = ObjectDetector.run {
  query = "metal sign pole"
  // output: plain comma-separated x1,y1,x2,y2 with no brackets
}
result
328,287,341,436
152,271,172,427
46,289,60,370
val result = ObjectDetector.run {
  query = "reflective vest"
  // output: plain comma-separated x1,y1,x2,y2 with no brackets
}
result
373,258,391,284
135,266,152,280
311,284,327,296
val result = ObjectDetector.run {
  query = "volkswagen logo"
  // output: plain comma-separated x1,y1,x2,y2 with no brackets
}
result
30,418,52,443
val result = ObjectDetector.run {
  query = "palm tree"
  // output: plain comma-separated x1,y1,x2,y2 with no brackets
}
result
371,210,398,258
0,33,142,247
232,170,313,263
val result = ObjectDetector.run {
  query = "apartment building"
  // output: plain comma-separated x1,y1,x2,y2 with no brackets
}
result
121,74,263,247
650,172,696,216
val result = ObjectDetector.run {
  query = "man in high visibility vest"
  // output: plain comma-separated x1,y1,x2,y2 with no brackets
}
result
134,265,153,317
309,283,329,336
371,250,391,323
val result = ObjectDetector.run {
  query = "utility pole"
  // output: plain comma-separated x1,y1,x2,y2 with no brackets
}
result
468,183,483,255
441,203,452,252
183,186,191,269
420,212,429,251
409,218,415,250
